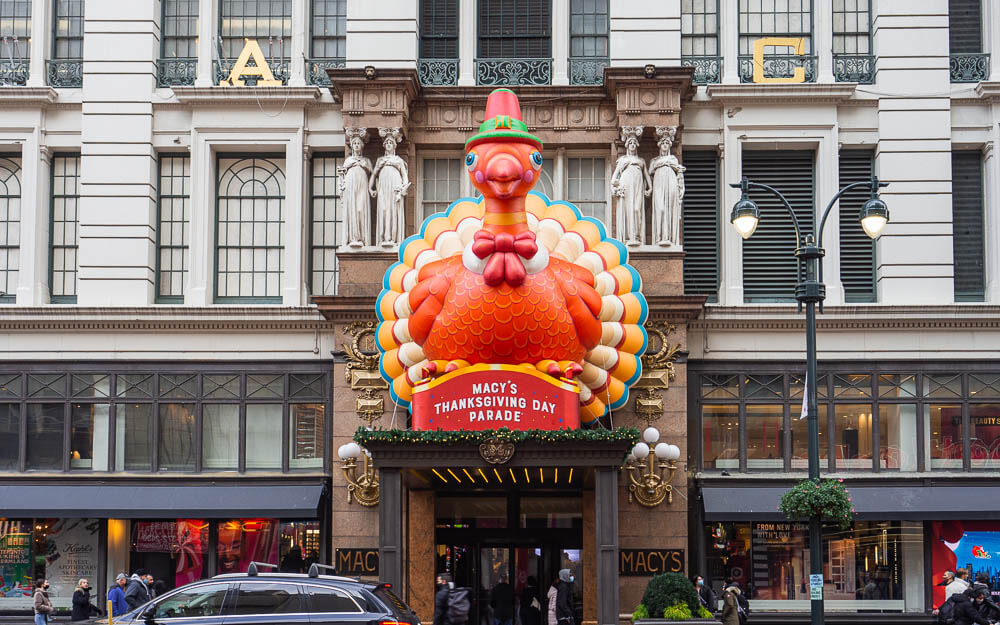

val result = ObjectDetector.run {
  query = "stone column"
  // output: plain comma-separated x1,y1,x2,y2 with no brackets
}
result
720,0,739,84
186,131,212,305
27,0,47,87
552,0,569,85
16,131,49,304
283,132,306,305
195,0,215,86
594,467,619,625
815,0,835,83
458,0,476,86
289,0,308,86
986,0,1000,82
984,136,999,303
378,468,403,591
407,491,435,623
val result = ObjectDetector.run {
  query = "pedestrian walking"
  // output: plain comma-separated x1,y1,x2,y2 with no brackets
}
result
33,579,54,625
547,579,559,625
108,573,129,617
970,588,1000,623
694,575,717,614
555,569,574,625
721,581,747,625
72,578,101,622
490,574,515,625
947,570,972,602
520,576,542,625
950,589,989,625
124,569,152,610
434,573,453,625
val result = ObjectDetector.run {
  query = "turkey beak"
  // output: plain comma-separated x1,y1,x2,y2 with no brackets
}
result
485,153,524,198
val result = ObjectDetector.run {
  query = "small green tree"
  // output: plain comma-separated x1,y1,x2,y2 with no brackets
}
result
640,573,700,619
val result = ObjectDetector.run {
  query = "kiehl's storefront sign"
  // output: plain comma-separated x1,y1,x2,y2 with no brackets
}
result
336,548,378,576
619,549,685,576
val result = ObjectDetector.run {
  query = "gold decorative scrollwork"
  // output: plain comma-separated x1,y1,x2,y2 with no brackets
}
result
343,320,387,426
635,321,684,425
479,438,516,464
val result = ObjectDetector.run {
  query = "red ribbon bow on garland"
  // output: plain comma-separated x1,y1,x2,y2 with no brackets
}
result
471,230,539,287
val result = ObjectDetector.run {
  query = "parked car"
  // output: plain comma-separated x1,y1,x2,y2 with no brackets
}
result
99,563,419,625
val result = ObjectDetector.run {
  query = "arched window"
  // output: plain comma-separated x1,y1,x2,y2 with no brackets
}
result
0,156,20,303
215,157,286,302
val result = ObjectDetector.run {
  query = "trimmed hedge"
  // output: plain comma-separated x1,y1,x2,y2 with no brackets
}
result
640,572,700,618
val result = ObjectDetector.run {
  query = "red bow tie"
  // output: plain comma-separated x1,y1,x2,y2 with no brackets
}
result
471,230,538,287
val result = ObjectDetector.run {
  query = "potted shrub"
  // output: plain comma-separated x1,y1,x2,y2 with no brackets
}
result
633,572,710,621
779,478,855,529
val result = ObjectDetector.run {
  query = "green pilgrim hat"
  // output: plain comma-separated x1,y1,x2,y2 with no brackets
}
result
465,88,543,150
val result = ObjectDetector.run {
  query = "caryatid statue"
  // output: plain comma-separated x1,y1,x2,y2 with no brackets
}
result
339,127,373,247
370,127,411,248
611,126,652,246
649,126,686,247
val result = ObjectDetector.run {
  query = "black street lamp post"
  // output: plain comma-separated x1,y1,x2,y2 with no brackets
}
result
728,176,890,625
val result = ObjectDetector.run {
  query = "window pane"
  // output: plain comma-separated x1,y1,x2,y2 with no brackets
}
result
232,582,303,615
153,582,229,619
0,404,19,470
791,404,828,471
878,404,917,471
130,520,208,594
26,403,63,470
925,404,963,470
289,403,324,469
118,374,154,398
310,156,343,295
566,157,607,221
116,403,152,471
246,404,281,470
70,403,109,471
702,404,739,471
159,403,196,471
436,496,507,529
969,404,1000,470
157,155,191,300
203,405,239,470
834,404,873,470
306,587,362,613
217,519,280,575
71,374,110,398
50,155,80,299
746,404,783,471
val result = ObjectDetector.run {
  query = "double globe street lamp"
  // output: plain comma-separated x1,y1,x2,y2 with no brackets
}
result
729,175,889,625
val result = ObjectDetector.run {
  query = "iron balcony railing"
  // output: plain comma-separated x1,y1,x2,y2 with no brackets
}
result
214,59,290,86
568,57,608,85
950,53,990,83
739,54,817,83
0,59,28,86
418,58,459,85
833,54,875,84
47,59,82,87
475,58,551,86
157,58,198,87
682,55,722,84
307,58,346,86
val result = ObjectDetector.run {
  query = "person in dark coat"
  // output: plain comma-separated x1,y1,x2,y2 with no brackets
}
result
721,583,743,625
434,573,453,625
970,588,1000,623
555,569,574,625
124,570,152,611
71,578,101,622
694,575,717,614
520,576,542,625
952,590,990,625
490,574,515,625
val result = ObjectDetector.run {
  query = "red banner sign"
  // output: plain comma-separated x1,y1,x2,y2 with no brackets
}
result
412,364,580,431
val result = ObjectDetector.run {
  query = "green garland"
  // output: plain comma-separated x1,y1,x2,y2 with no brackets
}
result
354,426,640,446
779,478,855,530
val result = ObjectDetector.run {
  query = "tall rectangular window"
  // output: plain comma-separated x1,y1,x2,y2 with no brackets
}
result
162,0,198,58
310,0,346,58
215,156,285,302
566,157,607,222
157,155,190,303
52,0,84,59
421,158,462,222
568,0,608,84
681,0,720,83
50,154,80,303
839,149,876,303
0,0,31,86
741,150,815,303
309,154,343,296
949,0,982,54
681,151,719,301
833,0,873,82
420,0,459,58
0,156,21,302
738,0,813,82
220,0,291,83
951,150,985,301
478,0,552,58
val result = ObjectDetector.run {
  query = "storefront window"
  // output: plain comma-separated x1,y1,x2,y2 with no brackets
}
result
702,404,738,471
33,519,100,608
289,404,324,469
117,403,153,471
878,404,917,471
791,405,828,471
279,521,321,572
834,404,873,470
520,496,581,529
925,404,963,470
0,404,18,470
246,405,282,470
70,403,109,470
131,519,209,590
706,521,904,610
436,497,507,529
217,518,280,575
969,404,1000,470
0,520,33,609
746,404,783,471
202,404,239,470
159,403,195,471
26,404,63,470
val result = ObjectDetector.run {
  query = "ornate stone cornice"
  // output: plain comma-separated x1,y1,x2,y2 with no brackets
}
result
706,83,857,104
326,67,420,130
0,87,58,106
691,304,1000,331
0,306,331,331
171,86,322,105
975,81,1000,101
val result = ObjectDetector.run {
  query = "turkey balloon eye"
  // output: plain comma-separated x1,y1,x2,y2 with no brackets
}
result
530,151,543,170
465,152,478,171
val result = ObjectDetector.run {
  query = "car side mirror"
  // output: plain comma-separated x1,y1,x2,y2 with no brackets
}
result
142,605,157,623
